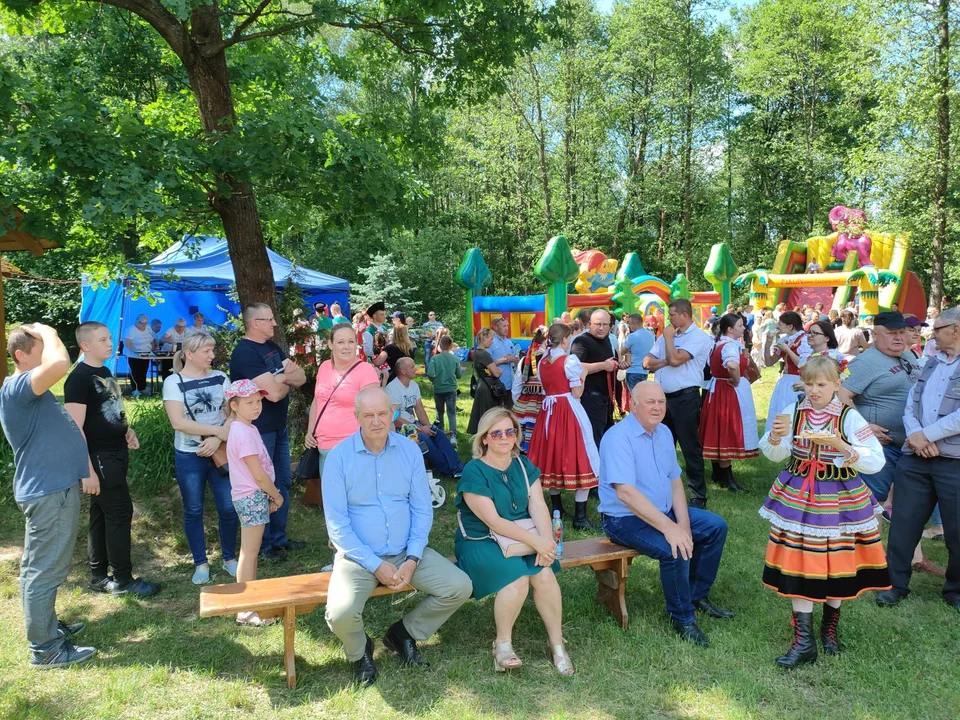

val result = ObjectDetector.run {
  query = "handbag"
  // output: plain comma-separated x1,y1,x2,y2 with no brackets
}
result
480,372,511,399
177,373,230,477
745,354,762,384
295,361,363,479
458,459,539,557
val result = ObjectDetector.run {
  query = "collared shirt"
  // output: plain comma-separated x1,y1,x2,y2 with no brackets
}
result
598,413,682,517
490,333,519,389
648,325,713,394
904,352,960,443
321,430,432,573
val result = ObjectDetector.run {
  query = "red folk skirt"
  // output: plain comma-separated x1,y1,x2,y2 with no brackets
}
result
527,396,598,491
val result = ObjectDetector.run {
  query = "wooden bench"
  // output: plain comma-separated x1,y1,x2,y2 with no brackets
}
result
199,537,639,688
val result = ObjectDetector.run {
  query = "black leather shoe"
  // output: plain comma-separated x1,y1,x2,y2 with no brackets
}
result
57,620,84,638
107,578,161,597
353,636,378,687
572,501,597,531
944,596,960,611
383,620,429,668
694,597,734,619
820,604,841,655
689,497,707,510
670,618,709,647
277,539,307,551
875,588,909,607
259,547,287,563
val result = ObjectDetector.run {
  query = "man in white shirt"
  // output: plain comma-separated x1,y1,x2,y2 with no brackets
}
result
386,358,463,478
643,299,714,508
878,307,960,611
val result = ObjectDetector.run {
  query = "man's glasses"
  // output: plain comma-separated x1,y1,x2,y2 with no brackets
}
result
488,428,518,439
254,317,275,324
934,323,958,333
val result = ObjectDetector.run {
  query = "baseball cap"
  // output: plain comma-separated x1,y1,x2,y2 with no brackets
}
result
224,379,269,399
903,315,928,328
710,306,718,314
873,311,906,330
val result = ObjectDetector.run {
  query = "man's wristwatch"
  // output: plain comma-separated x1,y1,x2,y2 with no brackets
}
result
406,555,420,566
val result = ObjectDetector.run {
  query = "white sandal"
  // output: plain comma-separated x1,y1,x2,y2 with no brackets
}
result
548,641,575,676
492,640,522,672
236,611,276,627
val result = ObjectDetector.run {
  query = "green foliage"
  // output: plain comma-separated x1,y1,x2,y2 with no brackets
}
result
350,252,421,317
126,399,175,493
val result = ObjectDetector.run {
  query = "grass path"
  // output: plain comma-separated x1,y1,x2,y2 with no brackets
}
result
0,367,958,719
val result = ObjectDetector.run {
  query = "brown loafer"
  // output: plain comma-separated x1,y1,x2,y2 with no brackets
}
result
913,558,946,578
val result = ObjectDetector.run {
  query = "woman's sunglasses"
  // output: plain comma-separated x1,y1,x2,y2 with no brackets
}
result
488,428,518,439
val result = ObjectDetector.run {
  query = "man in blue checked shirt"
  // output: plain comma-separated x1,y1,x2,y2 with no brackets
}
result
322,386,472,686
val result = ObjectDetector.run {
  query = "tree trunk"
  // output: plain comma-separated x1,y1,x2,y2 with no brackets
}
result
932,0,950,307
681,3,694,281
528,57,553,238
121,217,138,261
184,3,283,343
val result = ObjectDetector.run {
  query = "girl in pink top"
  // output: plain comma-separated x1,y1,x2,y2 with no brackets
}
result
305,324,380,458
225,379,283,627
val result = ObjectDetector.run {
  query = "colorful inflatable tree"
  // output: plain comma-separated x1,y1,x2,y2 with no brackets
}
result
455,248,493,343
535,236,580,323
612,275,639,318
670,273,692,301
703,242,738,310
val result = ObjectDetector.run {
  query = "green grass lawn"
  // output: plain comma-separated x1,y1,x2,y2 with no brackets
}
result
1,366,958,720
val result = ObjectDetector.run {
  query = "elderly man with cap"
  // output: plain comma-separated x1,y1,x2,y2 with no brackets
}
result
362,302,389,362
877,307,960,610
322,385,472,686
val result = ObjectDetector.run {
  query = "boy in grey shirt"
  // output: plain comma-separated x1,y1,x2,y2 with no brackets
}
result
0,324,96,668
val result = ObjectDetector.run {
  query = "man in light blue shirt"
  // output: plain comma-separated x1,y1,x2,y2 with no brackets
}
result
322,386,472,686
599,382,731,647
490,317,520,390
621,313,655,392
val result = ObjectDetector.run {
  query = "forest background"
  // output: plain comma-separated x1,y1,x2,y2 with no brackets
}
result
1,0,956,346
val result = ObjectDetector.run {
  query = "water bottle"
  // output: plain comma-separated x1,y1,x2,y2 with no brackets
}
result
552,510,564,560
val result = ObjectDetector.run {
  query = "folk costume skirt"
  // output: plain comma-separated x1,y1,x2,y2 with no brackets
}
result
759,460,891,601
527,394,599,491
512,381,545,454
699,378,759,461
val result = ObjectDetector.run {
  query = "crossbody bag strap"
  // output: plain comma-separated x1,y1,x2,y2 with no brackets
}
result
176,373,199,422
516,456,533,498
308,361,363,439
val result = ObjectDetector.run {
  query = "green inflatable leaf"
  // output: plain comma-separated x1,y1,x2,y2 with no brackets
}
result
616,252,646,283
612,275,639,316
704,242,738,286
534,235,580,284
670,274,692,300
455,248,493,291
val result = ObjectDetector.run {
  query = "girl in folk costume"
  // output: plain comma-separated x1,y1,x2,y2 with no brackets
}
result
765,311,812,434
759,356,890,668
527,323,600,530
699,314,759,493
511,327,547,454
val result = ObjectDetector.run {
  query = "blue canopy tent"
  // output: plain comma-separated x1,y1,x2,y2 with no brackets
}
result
80,236,349,374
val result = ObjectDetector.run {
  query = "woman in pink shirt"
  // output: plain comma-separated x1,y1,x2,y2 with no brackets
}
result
304,323,380,474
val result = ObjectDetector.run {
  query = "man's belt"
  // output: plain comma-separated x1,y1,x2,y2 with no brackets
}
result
664,386,701,399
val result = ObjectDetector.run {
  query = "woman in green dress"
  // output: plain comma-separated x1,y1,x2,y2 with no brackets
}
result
467,328,509,434
455,407,574,676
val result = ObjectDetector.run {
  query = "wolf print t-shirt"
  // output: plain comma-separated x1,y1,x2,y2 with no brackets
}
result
64,362,129,450
162,371,231,453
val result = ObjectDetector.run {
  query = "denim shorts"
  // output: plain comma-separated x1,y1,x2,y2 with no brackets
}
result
233,490,269,528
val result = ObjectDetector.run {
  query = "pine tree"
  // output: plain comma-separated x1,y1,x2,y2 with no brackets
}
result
351,253,422,316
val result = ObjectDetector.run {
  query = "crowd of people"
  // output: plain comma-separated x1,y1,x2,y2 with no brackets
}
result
2,293,957,687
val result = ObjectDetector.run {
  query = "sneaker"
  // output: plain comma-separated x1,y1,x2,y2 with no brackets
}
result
321,563,334,572
192,565,211,585
107,578,161,597
89,576,113,593
130,390,141,399
57,620,84,638
30,642,97,669
222,560,238,577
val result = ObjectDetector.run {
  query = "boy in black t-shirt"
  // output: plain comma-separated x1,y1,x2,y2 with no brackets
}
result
64,322,159,597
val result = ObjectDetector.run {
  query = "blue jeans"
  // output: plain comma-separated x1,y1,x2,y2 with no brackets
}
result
863,443,901,503
259,427,292,550
434,391,457,434
174,450,239,566
424,340,435,371
625,373,648,392
603,508,728,624
417,429,464,477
